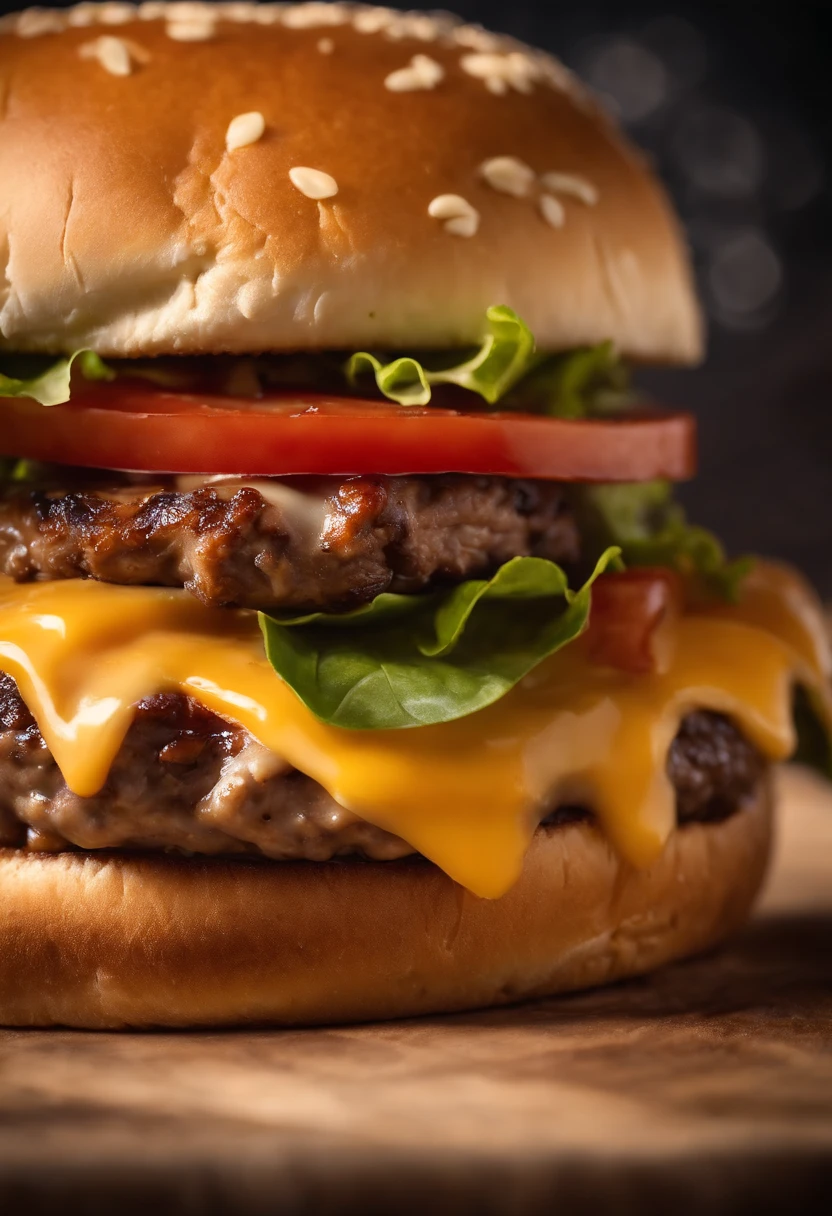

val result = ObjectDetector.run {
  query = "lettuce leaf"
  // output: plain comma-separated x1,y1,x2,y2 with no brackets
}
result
345,312,632,414
259,549,620,730
0,350,114,407
345,305,538,406
502,341,633,418
0,309,633,419
575,481,752,602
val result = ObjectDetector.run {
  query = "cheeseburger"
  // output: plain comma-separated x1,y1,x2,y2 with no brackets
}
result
0,2,829,1029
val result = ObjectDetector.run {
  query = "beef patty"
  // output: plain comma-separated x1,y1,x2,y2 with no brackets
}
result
0,674,765,863
0,473,578,612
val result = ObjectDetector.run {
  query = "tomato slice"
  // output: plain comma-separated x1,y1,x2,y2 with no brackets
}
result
0,382,696,481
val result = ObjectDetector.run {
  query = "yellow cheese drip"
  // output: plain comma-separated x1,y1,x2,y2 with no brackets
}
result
0,563,828,898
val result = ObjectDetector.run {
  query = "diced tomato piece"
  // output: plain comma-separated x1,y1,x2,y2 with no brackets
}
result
586,569,684,674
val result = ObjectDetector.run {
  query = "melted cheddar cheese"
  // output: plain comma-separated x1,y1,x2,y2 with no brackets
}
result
0,562,828,898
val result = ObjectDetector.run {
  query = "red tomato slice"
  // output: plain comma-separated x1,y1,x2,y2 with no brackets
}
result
0,382,696,481
585,569,684,673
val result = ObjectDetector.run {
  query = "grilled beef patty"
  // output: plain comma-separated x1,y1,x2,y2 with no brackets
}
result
0,473,579,612
0,675,765,862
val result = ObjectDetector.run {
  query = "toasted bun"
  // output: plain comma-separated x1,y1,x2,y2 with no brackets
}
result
0,779,772,1028
0,4,702,361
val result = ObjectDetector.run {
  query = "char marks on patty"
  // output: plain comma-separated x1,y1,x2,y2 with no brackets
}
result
0,675,766,863
0,474,579,612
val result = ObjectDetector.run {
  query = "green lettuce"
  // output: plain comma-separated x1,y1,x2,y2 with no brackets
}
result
345,305,538,406
0,350,114,407
502,340,633,417
346,309,632,414
259,549,620,730
575,480,752,602
0,308,633,418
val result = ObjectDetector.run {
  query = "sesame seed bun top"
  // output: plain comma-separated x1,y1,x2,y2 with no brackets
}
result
0,3,703,362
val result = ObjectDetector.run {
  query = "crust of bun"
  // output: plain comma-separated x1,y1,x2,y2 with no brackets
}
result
0,5,702,361
0,779,772,1028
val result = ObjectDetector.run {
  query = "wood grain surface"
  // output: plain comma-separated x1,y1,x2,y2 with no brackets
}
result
0,766,830,1216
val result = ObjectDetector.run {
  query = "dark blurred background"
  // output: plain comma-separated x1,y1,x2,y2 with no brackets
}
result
4,1,831,593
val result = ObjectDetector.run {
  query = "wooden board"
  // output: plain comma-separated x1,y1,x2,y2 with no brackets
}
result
0,766,830,1215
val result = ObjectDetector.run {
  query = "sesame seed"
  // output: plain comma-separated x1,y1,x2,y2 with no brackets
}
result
382,14,451,42
461,50,540,95
384,20,408,42
428,194,480,238
505,51,536,94
99,3,137,24
2,4,581,109
397,14,445,42
539,172,600,206
282,3,348,29
79,35,134,76
479,156,535,198
289,166,339,200
163,2,215,17
452,26,501,53
215,3,258,22
444,214,480,238
317,37,334,54
166,19,216,41
67,4,103,28
352,9,394,35
385,54,444,93
539,195,565,229
225,111,266,152
137,2,167,18
252,6,283,23
427,194,469,220
15,9,66,37
460,54,503,79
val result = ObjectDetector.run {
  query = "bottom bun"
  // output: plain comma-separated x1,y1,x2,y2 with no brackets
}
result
0,779,773,1028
